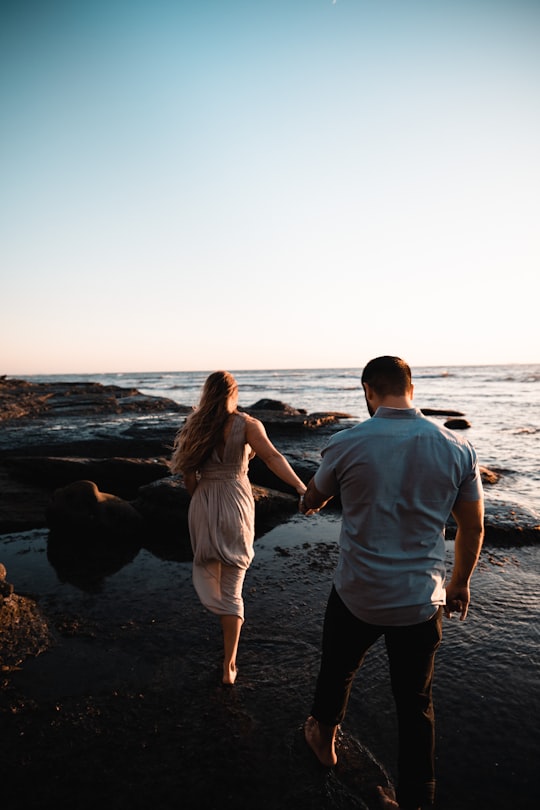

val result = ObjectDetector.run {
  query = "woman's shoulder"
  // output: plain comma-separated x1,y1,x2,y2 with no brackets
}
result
237,411,262,429
237,412,267,442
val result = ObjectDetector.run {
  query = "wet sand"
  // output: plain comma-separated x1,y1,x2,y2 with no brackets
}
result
1,514,538,810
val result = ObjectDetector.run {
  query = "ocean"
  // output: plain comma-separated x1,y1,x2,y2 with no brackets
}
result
25,363,540,514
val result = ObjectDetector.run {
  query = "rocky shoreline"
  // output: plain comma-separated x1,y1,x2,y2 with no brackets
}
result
1,377,537,810
0,376,537,544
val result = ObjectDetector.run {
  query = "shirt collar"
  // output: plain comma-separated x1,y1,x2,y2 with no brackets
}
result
373,406,422,419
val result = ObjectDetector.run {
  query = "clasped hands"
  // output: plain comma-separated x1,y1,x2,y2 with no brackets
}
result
298,492,320,516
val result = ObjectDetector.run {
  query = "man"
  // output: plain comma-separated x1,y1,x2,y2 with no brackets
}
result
300,356,484,810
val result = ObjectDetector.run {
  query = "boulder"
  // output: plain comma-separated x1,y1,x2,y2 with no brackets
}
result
445,498,540,546
421,408,465,417
133,476,300,541
46,479,143,534
0,587,53,669
444,418,472,430
480,466,501,485
0,562,14,601
246,398,306,415
242,399,354,434
482,499,540,546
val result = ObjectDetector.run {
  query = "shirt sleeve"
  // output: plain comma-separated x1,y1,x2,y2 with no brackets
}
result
313,443,340,498
455,444,484,502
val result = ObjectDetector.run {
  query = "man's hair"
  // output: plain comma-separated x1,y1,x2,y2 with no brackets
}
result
361,356,412,397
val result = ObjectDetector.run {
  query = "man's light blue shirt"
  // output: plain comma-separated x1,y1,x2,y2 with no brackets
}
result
314,407,483,626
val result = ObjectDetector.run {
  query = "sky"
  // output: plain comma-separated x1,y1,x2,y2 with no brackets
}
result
1,0,539,375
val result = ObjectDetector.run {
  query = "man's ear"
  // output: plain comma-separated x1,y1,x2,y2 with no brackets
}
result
362,382,374,400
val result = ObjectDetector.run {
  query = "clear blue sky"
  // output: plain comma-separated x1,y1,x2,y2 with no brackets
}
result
1,0,539,374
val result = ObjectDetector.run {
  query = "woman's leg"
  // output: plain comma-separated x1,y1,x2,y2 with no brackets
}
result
219,565,246,684
221,614,243,684
192,562,246,684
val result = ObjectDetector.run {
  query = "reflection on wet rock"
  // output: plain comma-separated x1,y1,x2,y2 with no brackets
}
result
45,481,143,591
47,529,141,593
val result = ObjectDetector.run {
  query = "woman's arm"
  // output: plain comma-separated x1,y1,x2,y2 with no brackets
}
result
245,416,306,495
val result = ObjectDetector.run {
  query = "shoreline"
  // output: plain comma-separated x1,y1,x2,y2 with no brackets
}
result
1,515,538,810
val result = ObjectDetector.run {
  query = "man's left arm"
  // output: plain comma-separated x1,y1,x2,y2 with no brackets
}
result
445,498,484,620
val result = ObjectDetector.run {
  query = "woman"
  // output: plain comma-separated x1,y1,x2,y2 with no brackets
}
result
170,371,307,685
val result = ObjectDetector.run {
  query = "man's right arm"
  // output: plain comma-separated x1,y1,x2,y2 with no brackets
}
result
300,476,334,514
445,499,484,620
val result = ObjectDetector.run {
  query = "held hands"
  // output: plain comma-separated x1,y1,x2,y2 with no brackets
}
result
298,493,320,516
298,481,333,516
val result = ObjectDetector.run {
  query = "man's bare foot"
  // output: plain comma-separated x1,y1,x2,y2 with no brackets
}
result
303,715,338,767
223,663,237,685
376,786,400,808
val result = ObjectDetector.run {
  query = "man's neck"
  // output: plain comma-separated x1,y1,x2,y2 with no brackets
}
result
378,395,414,409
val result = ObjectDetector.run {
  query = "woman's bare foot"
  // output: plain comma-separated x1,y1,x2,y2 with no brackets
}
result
303,715,338,767
222,663,237,685
376,785,403,808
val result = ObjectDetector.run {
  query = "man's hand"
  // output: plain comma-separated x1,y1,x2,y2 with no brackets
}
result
300,478,333,515
444,583,471,620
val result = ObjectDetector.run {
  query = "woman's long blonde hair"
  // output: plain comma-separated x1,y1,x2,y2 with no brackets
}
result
170,371,238,474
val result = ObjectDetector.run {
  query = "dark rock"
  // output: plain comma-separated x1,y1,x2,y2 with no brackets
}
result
133,476,301,545
0,590,53,669
134,474,191,520
445,499,540,546
250,484,301,536
0,562,14,601
482,499,540,546
44,481,145,591
248,455,315,494
480,466,502,485
246,398,306,415
5,456,170,500
444,418,472,430
241,400,354,434
132,475,191,557
421,408,465,417
0,377,187,421
243,409,348,433
46,480,143,534
40,474,304,577
0,464,51,532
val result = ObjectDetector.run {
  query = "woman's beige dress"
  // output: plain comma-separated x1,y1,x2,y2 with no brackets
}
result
188,412,255,571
